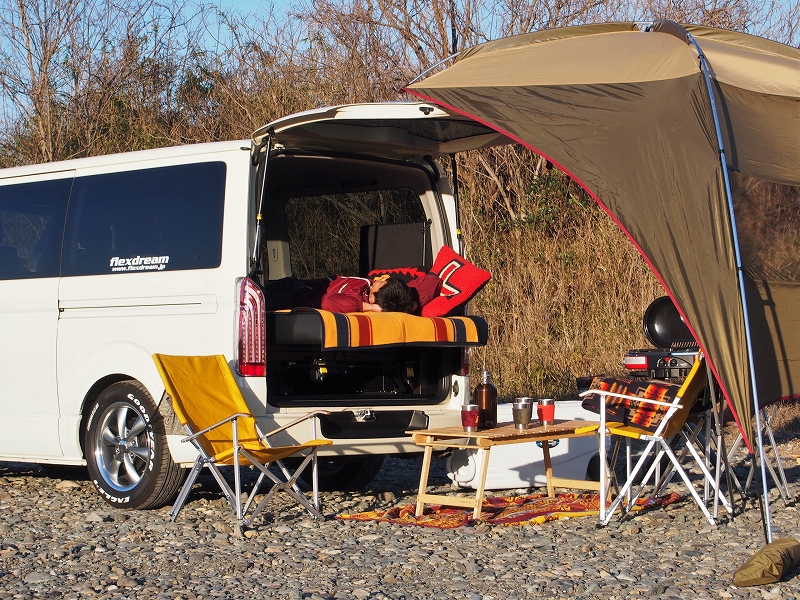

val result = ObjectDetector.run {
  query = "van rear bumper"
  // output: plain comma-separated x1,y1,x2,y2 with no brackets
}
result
317,409,429,439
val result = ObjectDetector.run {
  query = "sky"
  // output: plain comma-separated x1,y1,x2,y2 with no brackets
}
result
215,0,292,16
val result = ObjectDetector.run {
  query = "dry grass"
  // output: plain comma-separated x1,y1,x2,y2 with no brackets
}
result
770,400,800,448
732,172,800,283
458,150,663,399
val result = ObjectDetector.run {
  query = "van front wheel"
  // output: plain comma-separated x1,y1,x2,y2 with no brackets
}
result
84,380,184,509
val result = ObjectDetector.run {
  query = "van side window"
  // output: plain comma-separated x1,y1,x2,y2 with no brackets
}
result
286,188,426,279
0,178,71,280
62,162,226,276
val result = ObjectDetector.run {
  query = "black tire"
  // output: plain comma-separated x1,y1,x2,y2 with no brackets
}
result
300,455,385,492
84,380,185,509
586,453,601,482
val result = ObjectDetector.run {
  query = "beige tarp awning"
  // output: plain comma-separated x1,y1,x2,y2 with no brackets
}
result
408,22,800,450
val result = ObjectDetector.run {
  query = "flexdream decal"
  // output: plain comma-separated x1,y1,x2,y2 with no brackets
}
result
109,256,169,272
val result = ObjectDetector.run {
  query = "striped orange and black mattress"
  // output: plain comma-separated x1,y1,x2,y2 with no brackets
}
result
271,308,488,350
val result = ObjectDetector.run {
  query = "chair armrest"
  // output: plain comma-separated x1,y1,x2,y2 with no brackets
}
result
579,389,681,410
258,410,332,440
181,412,252,442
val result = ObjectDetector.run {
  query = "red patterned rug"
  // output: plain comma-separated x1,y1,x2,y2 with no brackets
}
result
336,492,681,529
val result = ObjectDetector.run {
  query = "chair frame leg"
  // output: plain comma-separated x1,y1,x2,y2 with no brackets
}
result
632,435,725,526
169,457,238,522
598,436,660,526
660,440,717,526
760,407,791,504
670,422,734,516
651,421,704,499
726,405,791,503
312,450,320,512
170,457,203,522
241,448,324,526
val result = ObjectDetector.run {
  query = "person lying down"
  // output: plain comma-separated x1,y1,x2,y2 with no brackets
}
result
294,273,442,315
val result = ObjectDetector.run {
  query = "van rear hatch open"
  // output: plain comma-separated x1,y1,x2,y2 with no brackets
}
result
249,103,507,416
252,102,511,159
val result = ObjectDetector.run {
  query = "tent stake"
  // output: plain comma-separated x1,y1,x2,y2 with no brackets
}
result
685,30,773,543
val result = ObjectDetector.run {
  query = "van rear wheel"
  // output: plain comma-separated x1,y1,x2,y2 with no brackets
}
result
84,380,185,509
300,455,385,491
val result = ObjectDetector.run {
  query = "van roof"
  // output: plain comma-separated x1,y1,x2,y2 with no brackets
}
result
253,102,511,160
0,139,247,181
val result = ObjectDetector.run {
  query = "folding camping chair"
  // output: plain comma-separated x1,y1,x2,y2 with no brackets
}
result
724,404,791,504
152,354,332,526
581,354,732,526
645,368,742,520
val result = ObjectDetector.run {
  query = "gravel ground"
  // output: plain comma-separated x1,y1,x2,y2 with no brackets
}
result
0,440,799,600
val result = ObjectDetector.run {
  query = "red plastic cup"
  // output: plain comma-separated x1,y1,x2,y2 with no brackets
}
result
537,399,555,426
461,404,480,432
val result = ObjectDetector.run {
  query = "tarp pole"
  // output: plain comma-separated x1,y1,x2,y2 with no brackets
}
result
686,31,773,543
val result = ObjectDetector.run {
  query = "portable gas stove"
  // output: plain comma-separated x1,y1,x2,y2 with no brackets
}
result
623,296,699,382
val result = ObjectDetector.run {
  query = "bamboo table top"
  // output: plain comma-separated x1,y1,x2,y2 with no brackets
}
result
409,419,600,449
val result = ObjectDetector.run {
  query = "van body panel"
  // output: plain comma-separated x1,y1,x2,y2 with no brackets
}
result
0,277,62,457
166,433,205,465
54,144,253,462
58,294,218,315
55,337,188,459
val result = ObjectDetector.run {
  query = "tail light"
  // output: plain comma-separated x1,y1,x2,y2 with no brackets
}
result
235,277,266,376
624,355,648,371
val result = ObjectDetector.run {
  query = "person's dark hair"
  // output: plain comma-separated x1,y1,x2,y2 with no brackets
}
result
373,276,417,313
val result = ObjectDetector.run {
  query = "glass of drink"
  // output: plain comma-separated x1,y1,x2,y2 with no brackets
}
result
512,398,533,430
537,398,555,426
461,404,480,432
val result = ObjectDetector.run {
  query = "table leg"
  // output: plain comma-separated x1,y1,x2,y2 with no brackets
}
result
415,441,434,517
472,447,492,520
542,439,554,497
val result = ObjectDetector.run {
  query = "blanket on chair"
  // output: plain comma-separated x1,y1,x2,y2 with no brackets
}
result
581,376,683,433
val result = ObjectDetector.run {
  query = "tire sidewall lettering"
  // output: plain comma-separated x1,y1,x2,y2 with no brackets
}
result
85,402,100,433
126,393,151,424
90,480,131,504
124,393,156,473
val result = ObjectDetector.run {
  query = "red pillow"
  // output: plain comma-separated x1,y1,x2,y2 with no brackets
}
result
422,246,491,317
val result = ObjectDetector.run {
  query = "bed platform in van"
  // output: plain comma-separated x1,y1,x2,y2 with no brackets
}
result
271,308,488,351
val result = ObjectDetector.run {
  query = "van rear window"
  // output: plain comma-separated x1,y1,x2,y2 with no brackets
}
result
0,178,71,280
62,162,226,276
286,188,426,279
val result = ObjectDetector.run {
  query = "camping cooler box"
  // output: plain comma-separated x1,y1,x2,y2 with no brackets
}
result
445,400,599,490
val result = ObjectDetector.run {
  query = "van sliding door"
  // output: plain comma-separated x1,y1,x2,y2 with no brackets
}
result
0,174,72,458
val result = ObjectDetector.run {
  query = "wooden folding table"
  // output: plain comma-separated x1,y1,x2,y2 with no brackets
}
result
409,420,601,519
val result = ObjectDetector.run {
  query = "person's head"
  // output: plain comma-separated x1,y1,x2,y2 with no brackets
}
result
370,276,417,313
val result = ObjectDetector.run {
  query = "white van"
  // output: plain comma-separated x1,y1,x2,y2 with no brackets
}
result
0,102,507,509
